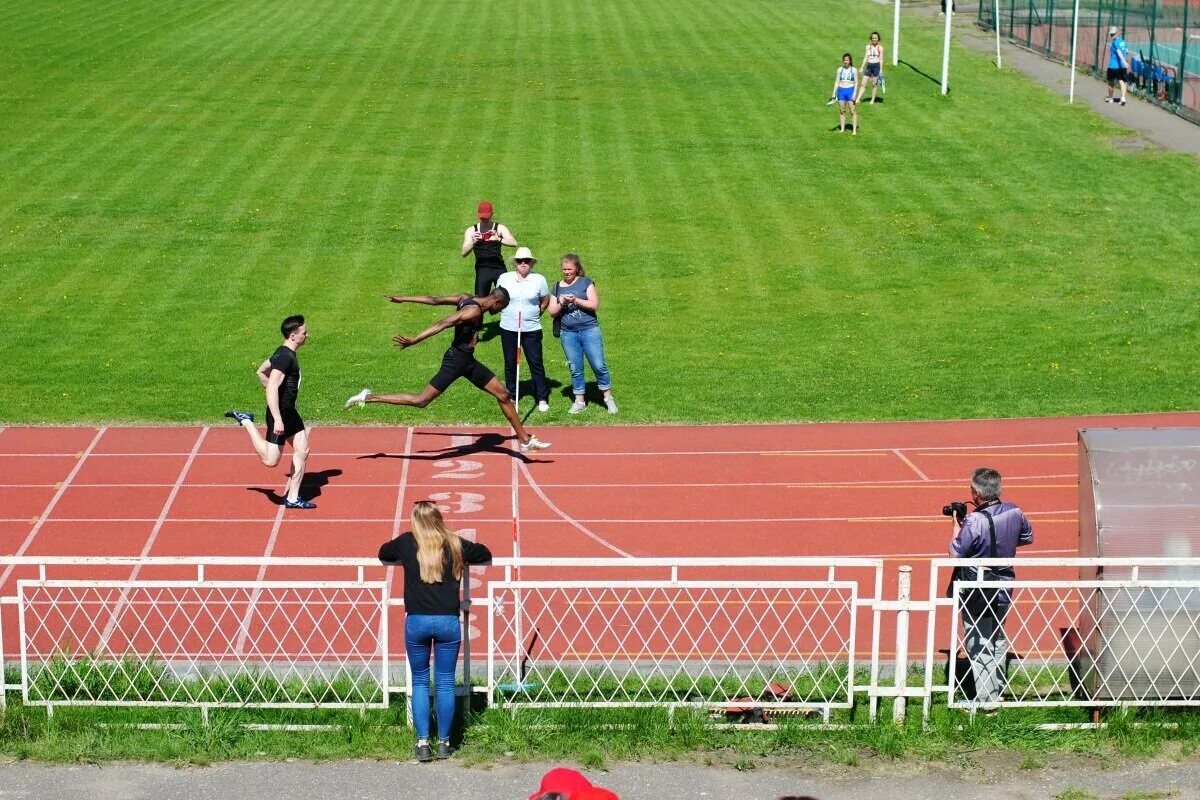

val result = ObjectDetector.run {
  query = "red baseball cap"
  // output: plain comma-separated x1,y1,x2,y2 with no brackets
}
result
477,201,493,218
574,789,620,800
530,767,613,800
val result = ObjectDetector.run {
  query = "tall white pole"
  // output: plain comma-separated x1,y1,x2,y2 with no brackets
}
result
940,0,953,94
994,0,1003,68
1068,0,1081,102
892,566,913,724
892,0,901,66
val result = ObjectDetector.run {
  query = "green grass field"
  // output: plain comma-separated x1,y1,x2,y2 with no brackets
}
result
1,0,1197,425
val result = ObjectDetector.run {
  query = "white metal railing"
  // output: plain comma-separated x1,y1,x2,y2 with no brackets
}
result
924,558,1200,722
6,555,1200,728
17,580,388,718
488,580,862,721
0,556,883,722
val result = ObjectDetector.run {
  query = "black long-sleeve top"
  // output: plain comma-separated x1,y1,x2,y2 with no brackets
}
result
378,532,492,616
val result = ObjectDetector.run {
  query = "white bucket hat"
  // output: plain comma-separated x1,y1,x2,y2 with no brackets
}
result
511,246,539,265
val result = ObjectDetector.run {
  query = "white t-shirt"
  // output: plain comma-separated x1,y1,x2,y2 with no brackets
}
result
496,271,549,333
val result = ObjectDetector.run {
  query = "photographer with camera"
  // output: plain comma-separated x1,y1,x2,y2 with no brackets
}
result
461,201,518,296
946,467,1034,706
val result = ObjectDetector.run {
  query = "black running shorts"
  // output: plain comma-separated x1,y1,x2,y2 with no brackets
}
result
430,347,496,393
1106,67,1126,83
265,406,306,445
474,266,506,297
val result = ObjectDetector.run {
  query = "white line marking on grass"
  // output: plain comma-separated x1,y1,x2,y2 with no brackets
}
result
518,462,632,558
98,427,209,649
0,427,106,586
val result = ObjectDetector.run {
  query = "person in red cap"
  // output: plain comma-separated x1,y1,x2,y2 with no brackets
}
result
461,201,518,296
530,767,620,800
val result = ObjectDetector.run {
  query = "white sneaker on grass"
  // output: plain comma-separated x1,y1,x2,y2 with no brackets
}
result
568,401,587,415
344,388,372,409
537,400,550,413
520,436,552,452
605,398,618,415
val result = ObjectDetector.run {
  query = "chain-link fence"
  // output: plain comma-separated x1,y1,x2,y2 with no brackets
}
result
488,581,863,717
977,0,1200,122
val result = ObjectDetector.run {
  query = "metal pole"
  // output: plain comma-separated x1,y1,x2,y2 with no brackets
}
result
1148,0,1160,98
1048,0,1057,57
892,565,913,724
1069,0,1081,102
941,0,954,94
995,0,1003,67
893,0,901,66
1179,0,1190,105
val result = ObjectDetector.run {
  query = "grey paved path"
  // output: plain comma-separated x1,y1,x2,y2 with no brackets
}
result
889,1,1199,154
2,758,1200,800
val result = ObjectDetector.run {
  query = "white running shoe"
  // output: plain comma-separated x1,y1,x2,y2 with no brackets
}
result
344,388,372,409
605,398,618,415
537,400,550,413
568,401,587,415
520,436,552,452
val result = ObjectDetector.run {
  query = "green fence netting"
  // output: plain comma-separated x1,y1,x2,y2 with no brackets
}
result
977,0,1200,122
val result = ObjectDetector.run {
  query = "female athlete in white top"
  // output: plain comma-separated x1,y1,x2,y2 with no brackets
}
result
856,32,884,104
832,54,858,136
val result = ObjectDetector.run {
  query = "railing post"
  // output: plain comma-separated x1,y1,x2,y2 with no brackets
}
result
893,566,912,724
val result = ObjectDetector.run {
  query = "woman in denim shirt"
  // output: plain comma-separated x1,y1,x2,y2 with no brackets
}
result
548,254,617,414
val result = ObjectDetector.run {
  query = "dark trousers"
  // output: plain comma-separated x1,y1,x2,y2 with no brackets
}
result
474,267,506,297
499,328,548,403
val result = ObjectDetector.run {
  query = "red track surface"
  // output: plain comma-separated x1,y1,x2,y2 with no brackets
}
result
3,413,1199,661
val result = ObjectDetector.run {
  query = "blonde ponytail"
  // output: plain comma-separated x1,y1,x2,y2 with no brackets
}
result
411,501,463,584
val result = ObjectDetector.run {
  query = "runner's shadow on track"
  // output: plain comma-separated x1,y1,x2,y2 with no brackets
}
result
358,432,552,465
247,468,343,505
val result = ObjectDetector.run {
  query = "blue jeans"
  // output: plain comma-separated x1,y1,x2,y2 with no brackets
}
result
560,325,612,396
405,614,461,741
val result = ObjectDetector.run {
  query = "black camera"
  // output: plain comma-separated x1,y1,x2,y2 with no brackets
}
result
942,501,969,522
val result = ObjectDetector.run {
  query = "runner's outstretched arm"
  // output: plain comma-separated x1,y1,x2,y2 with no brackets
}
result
385,294,469,306
392,306,479,349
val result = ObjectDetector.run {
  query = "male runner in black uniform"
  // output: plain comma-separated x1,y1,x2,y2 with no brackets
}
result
224,315,317,508
461,201,518,296
343,288,551,453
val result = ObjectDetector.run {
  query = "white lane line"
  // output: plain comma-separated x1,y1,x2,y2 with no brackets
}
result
878,547,1077,560
0,510,1080,525
0,474,1080,490
0,441,1079,458
518,461,633,558
384,426,414,600
234,504,286,655
0,427,107,586
234,431,314,655
99,427,210,649
892,449,931,481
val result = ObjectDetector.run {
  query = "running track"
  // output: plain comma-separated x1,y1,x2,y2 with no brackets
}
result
2,412,1199,661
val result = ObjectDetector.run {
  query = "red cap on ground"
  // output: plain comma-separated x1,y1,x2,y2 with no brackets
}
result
477,201,493,218
529,767,593,800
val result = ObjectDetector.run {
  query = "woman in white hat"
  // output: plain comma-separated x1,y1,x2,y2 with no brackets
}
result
496,247,551,412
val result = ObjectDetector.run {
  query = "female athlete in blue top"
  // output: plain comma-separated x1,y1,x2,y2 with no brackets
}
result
832,53,859,136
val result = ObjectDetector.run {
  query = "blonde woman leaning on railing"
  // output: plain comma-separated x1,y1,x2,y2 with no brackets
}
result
378,501,491,762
